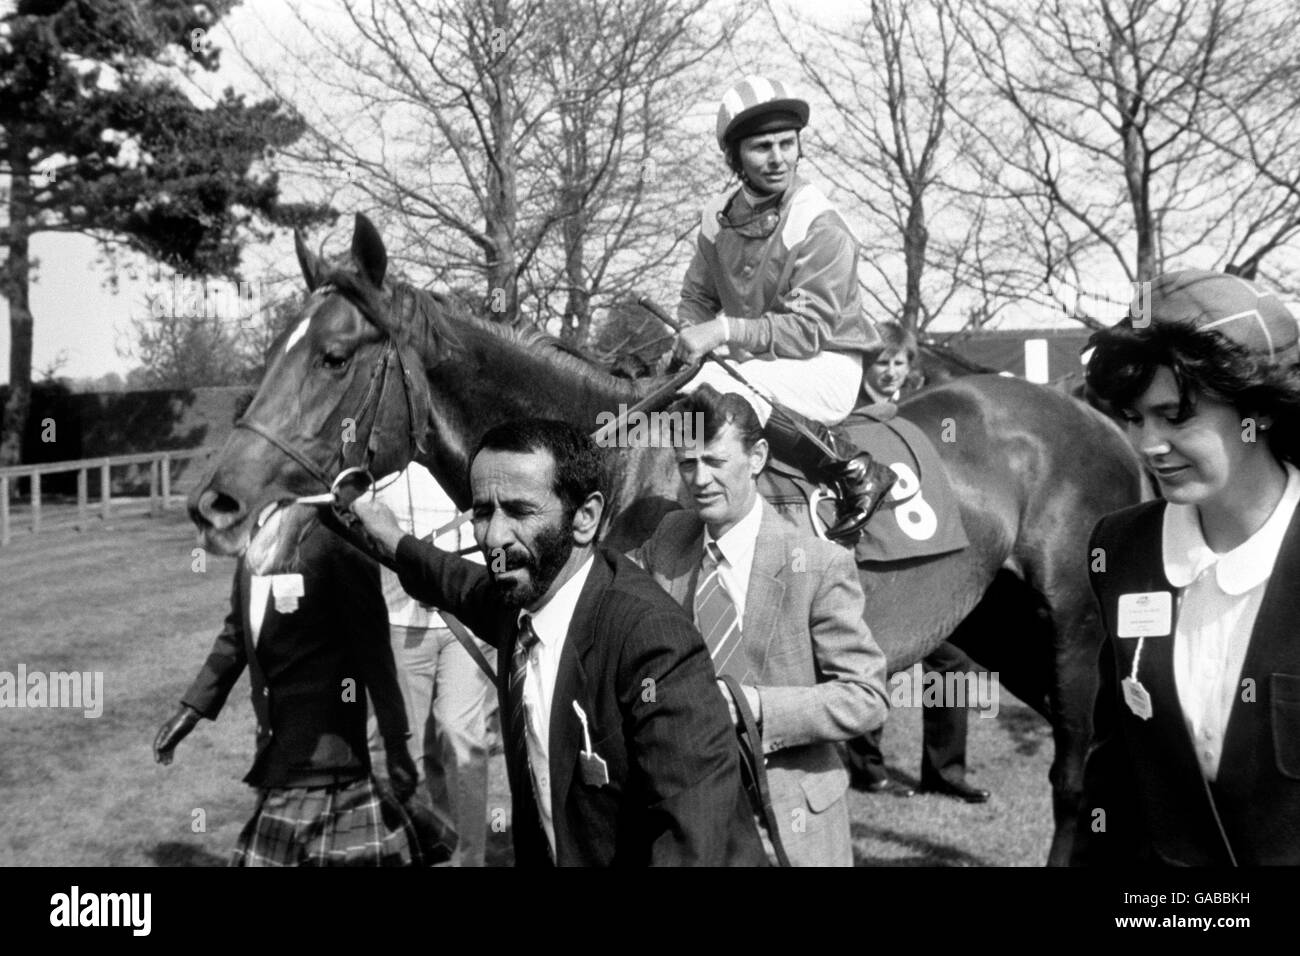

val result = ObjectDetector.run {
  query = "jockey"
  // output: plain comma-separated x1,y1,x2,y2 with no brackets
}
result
673,75,896,541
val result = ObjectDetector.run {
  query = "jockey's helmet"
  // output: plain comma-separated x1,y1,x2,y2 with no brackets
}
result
715,76,809,151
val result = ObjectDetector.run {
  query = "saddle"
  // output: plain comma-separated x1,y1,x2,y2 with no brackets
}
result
759,403,969,564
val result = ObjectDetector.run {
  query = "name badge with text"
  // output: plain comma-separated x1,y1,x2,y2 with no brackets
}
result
1116,591,1172,638
271,573,305,614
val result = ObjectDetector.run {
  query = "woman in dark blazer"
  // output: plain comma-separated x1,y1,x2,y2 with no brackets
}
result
1073,269,1300,866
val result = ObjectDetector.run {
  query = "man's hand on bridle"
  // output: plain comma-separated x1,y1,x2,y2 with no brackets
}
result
350,498,405,564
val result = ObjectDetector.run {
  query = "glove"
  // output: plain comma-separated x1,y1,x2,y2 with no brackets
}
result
154,704,202,765
385,739,419,804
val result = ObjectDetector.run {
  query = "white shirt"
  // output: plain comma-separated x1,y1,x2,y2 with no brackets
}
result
249,575,272,643
373,464,477,627
1165,463,1300,780
516,554,595,857
700,494,764,622
248,574,301,644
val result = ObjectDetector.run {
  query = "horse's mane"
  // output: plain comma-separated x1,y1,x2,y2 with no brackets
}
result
324,268,649,401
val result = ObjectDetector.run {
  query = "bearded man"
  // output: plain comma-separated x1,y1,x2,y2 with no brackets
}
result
349,418,766,867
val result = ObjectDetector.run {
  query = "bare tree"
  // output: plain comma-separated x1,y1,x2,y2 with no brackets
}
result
120,276,297,388
768,0,971,334
527,0,736,343
234,0,732,341
953,0,1300,301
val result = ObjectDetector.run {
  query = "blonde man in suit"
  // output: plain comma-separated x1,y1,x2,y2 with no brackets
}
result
633,384,890,866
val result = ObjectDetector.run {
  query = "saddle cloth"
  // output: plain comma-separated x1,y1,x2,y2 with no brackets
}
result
759,405,969,564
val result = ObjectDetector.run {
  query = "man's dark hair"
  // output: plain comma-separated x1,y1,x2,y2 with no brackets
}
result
469,418,608,518
668,384,764,451
1086,321,1300,465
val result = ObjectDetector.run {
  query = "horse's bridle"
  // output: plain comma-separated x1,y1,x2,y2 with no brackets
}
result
233,286,427,503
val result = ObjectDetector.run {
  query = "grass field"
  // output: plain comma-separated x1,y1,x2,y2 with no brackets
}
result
0,511,1053,866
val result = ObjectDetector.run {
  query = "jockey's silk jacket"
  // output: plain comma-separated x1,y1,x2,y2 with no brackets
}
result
677,174,881,359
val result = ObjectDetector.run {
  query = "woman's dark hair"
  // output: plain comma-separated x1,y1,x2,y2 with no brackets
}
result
1085,321,1300,464
668,384,765,452
470,418,608,520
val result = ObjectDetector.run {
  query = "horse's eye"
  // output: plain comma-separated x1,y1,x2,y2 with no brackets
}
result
322,351,350,371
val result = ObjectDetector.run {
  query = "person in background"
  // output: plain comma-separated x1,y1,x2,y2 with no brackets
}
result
154,521,421,866
367,462,497,867
860,322,920,406
1075,269,1300,866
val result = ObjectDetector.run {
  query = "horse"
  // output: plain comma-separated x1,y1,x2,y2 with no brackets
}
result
188,214,1146,865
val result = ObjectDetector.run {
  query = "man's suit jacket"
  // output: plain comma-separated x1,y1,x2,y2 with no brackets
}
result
1074,501,1300,866
394,537,768,867
633,499,890,866
182,524,407,789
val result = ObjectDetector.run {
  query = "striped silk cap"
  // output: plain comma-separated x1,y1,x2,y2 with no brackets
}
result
1129,269,1300,366
715,75,810,150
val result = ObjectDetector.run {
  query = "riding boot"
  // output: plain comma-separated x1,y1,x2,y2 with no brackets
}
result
764,405,897,542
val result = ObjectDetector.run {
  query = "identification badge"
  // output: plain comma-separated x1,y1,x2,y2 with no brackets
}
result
572,700,610,787
1116,591,1172,638
1121,677,1153,720
271,573,304,614
579,750,610,787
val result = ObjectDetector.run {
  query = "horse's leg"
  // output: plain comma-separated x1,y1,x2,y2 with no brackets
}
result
957,571,1097,866
945,571,1052,716
1039,598,1101,867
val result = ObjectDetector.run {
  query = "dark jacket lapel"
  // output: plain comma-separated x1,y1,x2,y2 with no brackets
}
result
1218,505,1300,778
238,564,272,734
548,553,608,844
1114,506,1201,784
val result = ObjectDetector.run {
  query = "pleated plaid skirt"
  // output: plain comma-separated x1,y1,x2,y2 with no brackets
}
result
231,776,423,867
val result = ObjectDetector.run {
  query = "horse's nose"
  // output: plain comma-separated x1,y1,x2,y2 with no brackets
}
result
191,488,247,532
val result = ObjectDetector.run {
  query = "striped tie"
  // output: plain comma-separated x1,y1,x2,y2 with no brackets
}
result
508,616,541,788
694,541,745,677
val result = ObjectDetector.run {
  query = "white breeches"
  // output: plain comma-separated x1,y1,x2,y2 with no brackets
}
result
682,351,863,426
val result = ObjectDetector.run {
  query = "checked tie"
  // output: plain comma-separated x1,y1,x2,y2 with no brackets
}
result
694,541,745,678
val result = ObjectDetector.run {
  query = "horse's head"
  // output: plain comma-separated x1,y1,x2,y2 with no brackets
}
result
188,213,432,573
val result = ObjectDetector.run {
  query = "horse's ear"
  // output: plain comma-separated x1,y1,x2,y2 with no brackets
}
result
294,228,323,291
351,213,387,288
